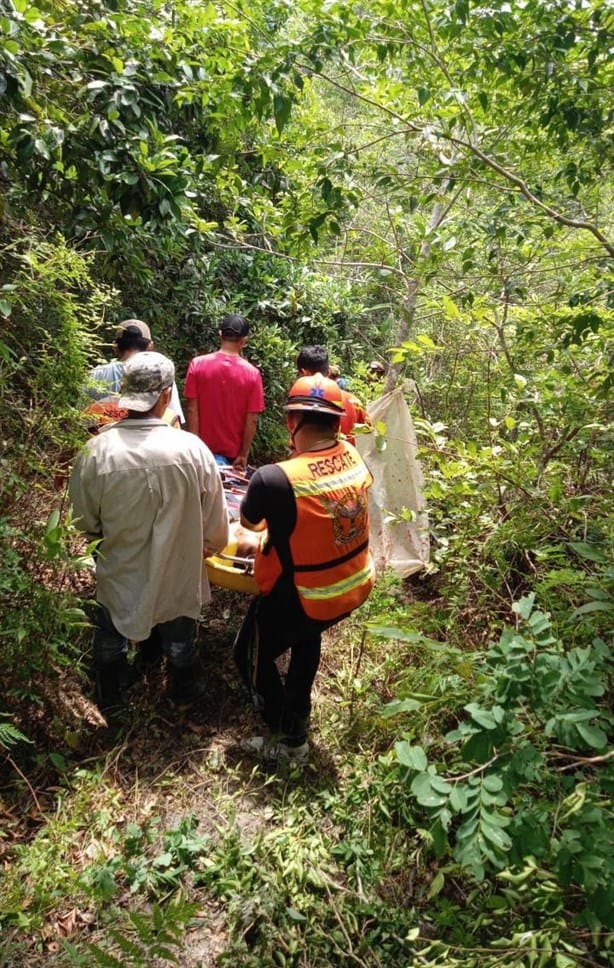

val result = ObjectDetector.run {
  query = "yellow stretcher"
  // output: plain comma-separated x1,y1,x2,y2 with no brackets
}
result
205,539,258,594
205,467,259,593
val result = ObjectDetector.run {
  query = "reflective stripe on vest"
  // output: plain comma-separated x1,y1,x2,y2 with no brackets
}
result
297,559,376,603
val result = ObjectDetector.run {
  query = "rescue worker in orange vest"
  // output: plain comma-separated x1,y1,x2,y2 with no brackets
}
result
234,373,375,765
296,345,371,446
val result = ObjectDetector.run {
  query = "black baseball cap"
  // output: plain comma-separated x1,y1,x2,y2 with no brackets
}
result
220,314,249,338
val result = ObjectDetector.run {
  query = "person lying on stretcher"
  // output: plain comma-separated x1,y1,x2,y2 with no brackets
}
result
228,521,261,560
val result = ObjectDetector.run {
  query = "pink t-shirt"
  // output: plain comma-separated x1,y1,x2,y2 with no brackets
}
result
184,351,264,459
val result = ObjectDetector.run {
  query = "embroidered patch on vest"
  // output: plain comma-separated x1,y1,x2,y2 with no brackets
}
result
320,489,369,545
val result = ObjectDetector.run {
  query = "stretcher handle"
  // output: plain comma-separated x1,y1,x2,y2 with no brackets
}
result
212,552,255,568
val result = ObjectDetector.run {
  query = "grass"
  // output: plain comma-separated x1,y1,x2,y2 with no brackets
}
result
0,577,611,967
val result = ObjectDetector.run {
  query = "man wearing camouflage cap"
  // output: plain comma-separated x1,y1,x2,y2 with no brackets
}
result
70,352,229,715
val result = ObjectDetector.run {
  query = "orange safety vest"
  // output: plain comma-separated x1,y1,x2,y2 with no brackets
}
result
254,441,375,621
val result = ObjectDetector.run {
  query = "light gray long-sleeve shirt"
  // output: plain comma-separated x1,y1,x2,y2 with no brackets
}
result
69,418,229,640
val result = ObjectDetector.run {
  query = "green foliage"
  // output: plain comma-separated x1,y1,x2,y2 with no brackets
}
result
0,236,113,498
380,595,613,928
403,300,613,651
80,814,211,901
0,235,108,719
0,513,89,707
64,900,195,968
197,809,418,967
0,715,32,750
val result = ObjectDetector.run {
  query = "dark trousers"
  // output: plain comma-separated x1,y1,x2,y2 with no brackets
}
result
93,603,198,670
234,578,336,746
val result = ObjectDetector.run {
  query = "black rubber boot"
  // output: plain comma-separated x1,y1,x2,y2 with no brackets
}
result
95,656,140,713
166,664,206,710
136,628,164,673
95,662,122,713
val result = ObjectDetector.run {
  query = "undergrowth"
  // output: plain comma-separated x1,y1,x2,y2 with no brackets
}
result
1,575,611,967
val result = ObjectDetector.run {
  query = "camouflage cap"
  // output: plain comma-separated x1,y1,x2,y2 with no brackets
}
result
118,351,175,412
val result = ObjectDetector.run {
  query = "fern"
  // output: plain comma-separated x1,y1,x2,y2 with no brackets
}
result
64,900,193,966
0,718,31,750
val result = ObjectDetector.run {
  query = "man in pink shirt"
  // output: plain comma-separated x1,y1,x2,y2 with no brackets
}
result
185,315,265,471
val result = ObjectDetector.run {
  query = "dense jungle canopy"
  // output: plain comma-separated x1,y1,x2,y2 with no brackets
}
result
0,0,612,965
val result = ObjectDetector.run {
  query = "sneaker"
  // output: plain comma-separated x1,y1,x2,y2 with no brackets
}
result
240,735,310,765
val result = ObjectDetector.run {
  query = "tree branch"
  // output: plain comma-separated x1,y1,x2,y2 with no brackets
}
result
446,754,500,783
5,753,43,814
301,65,614,257
553,749,614,772
447,135,614,258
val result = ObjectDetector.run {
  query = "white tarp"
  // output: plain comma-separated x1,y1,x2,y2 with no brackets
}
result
357,388,429,577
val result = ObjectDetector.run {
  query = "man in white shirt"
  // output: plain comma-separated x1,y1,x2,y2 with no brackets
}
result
87,318,185,424
70,352,229,714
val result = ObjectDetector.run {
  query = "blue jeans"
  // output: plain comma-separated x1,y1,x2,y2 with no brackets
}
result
92,604,198,670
